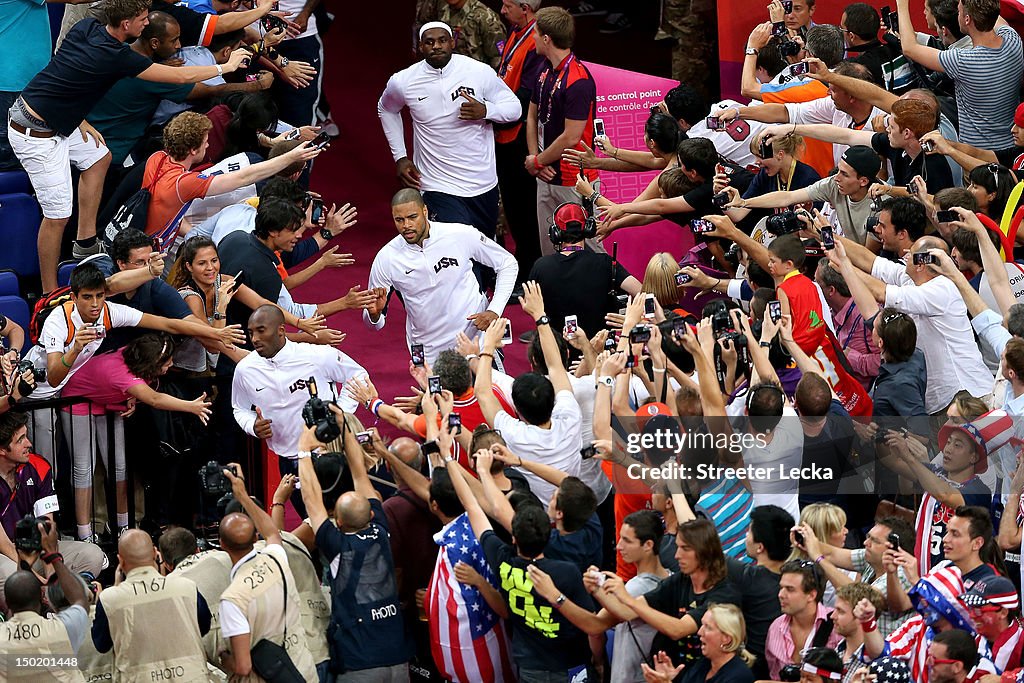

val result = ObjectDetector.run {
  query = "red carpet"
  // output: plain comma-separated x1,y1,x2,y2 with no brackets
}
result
293,4,533,416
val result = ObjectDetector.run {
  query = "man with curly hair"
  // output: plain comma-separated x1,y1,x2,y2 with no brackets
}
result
143,111,320,250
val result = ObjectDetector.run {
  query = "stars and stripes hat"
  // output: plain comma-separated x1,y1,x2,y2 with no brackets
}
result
937,408,1017,475
908,563,975,633
959,575,1021,610
869,657,911,683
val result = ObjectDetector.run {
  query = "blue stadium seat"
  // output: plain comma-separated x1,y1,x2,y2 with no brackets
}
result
0,296,30,352
0,194,41,277
0,171,30,196
0,270,18,297
57,261,77,288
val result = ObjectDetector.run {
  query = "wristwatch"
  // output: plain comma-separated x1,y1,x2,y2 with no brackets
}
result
535,315,550,327
596,376,614,389
319,227,333,240
279,57,290,68
297,450,313,460
745,47,759,55
554,594,567,607
213,312,225,321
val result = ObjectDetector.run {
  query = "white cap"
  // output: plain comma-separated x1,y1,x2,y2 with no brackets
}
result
419,21,453,40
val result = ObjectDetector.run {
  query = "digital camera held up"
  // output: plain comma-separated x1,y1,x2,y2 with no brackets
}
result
15,514,51,552
199,461,237,497
301,377,341,443
766,210,803,235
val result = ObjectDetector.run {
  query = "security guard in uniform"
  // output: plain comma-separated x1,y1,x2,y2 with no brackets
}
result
2,520,89,682
217,465,317,683
92,530,213,682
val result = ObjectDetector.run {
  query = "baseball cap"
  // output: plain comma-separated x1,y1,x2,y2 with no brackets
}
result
959,575,1020,610
841,145,881,179
553,203,588,232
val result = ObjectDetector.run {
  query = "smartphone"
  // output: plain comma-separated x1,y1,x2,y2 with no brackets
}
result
501,321,513,345
691,218,716,235
935,209,958,223
580,444,597,459
772,21,788,37
643,294,656,318
411,343,425,367
759,137,774,159
310,198,325,224
781,0,793,12
311,131,331,150
912,251,934,265
260,13,287,33
921,139,935,153
672,317,688,340
603,335,617,351
448,412,462,435
794,530,805,546
820,225,835,250
790,61,809,76
428,375,442,394
908,179,920,196
616,294,629,309
593,118,606,138
629,325,651,345
675,272,691,286
284,129,302,141
768,300,782,323
151,237,161,253
564,315,578,336
705,116,723,131
887,532,900,549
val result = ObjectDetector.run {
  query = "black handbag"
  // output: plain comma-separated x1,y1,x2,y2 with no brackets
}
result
249,552,306,683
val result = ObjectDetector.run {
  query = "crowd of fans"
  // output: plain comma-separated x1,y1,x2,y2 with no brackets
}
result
7,0,1024,682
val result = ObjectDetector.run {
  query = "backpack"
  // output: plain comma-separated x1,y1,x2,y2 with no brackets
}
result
30,298,111,346
101,153,172,249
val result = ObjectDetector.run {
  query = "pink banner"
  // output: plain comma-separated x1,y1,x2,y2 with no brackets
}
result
583,62,693,278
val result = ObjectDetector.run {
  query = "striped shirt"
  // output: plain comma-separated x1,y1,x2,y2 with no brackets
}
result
765,602,843,679
938,25,1023,148
886,614,998,683
695,478,753,563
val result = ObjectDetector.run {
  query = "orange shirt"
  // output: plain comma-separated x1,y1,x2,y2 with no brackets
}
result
142,151,213,250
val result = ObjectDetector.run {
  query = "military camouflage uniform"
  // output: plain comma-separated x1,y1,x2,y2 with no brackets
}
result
416,0,505,69
661,0,719,101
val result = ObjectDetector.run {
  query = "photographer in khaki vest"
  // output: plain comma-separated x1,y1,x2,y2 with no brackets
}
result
2,520,89,682
92,529,213,682
217,463,317,682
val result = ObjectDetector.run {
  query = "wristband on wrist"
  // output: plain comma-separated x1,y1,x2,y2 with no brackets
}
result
61,353,72,368
216,64,224,76
42,552,63,565
370,399,384,417
814,554,825,564
533,155,543,170
860,617,878,632
465,353,478,361
479,352,494,359
271,502,285,510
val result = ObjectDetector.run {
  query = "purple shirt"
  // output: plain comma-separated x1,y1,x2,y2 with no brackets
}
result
832,298,881,389
0,455,58,539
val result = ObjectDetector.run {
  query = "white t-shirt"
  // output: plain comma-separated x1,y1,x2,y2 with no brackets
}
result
742,407,802,519
219,544,290,638
494,389,583,506
29,301,144,399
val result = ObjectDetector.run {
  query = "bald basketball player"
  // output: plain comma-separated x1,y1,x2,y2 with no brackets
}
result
92,530,211,680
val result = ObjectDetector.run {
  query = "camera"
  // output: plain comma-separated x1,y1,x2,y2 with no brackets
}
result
580,444,598,459
302,378,341,443
711,308,747,347
881,5,900,32
629,325,651,345
675,272,691,286
790,61,809,76
874,428,890,444
690,218,715,234
819,225,835,250
766,210,802,235
779,39,801,58
781,0,793,11
921,139,935,153
411,343,425,367
17,359,45,384
908,179,920,196
356,431,373,448
712,191,731,208
912,251,934,265
199,461,237,497
705,116,723,131
865,215,880,234
935,209,958,223
779,664,802,682
90,323,106,339
604,335,617,351
448,413,462,434
14,514,51,551
772,21,788,37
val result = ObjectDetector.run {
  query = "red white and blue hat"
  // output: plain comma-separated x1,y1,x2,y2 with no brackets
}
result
937,409,1016,475
959,575,1020,610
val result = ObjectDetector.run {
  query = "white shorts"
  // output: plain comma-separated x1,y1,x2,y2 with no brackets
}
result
7,123,110,219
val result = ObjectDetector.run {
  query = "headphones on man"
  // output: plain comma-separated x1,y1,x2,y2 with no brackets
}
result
746,382,786,413
548,202,597,245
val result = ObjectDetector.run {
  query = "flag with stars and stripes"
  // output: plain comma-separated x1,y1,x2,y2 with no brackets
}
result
427,513,514,683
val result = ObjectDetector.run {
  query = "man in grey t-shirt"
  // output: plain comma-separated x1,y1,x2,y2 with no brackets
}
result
724,145,880,244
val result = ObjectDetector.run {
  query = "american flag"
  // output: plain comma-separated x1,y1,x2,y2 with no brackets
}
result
427,514,514,683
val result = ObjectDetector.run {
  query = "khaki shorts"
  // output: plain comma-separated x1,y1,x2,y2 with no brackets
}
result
7,122,109,219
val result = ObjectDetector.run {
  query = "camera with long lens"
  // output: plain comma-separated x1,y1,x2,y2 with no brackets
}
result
15,360,43,396
766,210,802,235
779,40,801,57
301,377,340,443
711,308,747,347
15,514,51,551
